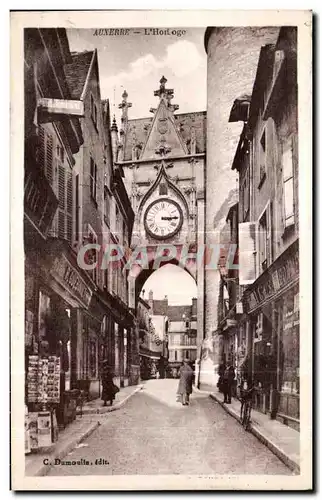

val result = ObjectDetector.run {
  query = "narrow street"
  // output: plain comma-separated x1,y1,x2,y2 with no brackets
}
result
47,380,290,476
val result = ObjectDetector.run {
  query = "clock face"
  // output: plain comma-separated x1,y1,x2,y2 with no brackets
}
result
144,199,183,239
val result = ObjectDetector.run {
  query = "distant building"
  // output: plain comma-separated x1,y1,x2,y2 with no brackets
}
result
137,296,168,379
150,292,197,377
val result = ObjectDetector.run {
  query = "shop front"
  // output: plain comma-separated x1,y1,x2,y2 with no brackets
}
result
243,240,299,428
95,291,138,390
24,239,94,454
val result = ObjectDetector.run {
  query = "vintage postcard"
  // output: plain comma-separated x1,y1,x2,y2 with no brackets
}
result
10,9,312,491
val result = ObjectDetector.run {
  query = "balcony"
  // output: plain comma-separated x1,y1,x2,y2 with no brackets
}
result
24,167,59,240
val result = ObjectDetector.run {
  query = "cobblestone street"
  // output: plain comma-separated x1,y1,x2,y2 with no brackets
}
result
47,380,290,476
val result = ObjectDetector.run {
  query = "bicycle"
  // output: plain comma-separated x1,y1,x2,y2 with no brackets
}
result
240,395,252,430
239,385,255,431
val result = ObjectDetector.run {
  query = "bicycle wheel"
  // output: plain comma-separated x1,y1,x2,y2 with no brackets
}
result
244,403,251,431
241,402,248,428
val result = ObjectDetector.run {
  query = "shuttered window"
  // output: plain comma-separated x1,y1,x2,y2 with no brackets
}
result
57,164,73,245
282,137,295,229
238,222,257,285
258,201,273,273
38,126,53,185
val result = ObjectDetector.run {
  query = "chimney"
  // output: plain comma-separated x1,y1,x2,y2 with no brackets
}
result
192,297,197,318
111,115,119,163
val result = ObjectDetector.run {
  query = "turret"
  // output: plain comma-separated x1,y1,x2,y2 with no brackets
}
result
111,115,119,163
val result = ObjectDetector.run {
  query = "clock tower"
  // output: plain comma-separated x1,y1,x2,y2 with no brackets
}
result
115,77,206,359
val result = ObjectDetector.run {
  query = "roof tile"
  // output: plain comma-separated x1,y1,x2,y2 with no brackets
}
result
64,50,94,99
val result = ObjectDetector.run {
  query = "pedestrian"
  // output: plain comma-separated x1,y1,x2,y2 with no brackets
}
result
176,358,194,406
222,364,235,404
217,361,226,393
101,360,118,407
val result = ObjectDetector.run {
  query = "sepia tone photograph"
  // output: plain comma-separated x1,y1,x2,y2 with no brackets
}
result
10,9,312,491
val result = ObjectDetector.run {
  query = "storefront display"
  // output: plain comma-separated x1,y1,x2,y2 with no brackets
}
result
27,355,60,404
37,411,52,448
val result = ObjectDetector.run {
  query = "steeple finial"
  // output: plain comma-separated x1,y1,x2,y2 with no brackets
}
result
153,76,178,111
118,90,132,123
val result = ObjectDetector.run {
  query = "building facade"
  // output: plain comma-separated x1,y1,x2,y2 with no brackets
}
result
217,27,299,429
64,48,137,395
137,294,168,379
151,294,197,377
24,28,89,440
199,26,281,391
24,29,138,452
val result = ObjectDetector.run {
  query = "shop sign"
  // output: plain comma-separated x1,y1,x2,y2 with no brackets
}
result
51,254,92,308
245,247,299,312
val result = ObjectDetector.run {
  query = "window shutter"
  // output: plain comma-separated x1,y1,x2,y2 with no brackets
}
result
58,165,65,209
239,222,257,285
58,210,65,239
58,165,65,239
66,171,73,244
66,172,73,214
45,134,53,185
38,127,45,171
66,215,72,244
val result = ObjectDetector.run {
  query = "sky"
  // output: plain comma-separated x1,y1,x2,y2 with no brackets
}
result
66,28,207,122
140,264,197,306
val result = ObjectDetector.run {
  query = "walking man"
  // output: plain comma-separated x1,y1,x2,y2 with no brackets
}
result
177,358,194,406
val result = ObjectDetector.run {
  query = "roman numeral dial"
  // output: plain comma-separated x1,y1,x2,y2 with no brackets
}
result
144,199,183,240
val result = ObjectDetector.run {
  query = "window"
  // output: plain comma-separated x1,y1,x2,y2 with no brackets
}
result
90,157,97,203
38,126,53,185
282,138,295,230
186,350,189,359
241,167,250,220
258,129,267,188
57,165,73,245
90,94,98,128
174,350,177,361
87,228,98,284
104,186,111,226
258,203,272,273
115,205,121,242
56,144,65,164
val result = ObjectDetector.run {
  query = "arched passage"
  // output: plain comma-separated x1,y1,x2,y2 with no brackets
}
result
130,261,201,382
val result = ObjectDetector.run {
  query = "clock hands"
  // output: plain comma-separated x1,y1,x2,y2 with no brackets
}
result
161,216,179,221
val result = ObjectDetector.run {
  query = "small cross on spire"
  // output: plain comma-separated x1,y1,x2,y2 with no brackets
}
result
118,90,132,122
154,76,175,107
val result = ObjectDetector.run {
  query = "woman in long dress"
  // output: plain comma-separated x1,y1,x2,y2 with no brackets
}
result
101,361,116,407
177,359,194,406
